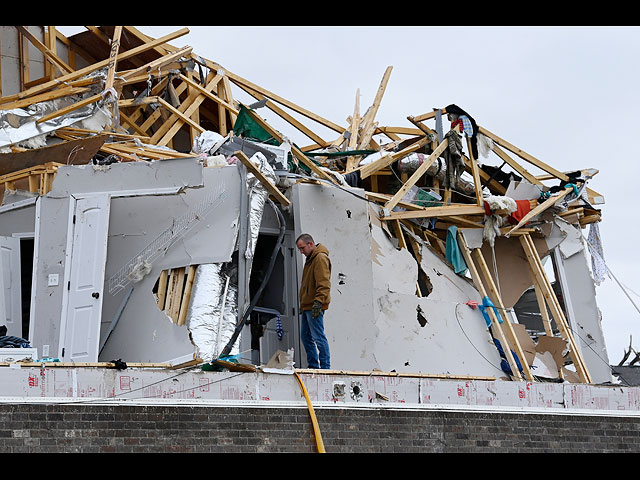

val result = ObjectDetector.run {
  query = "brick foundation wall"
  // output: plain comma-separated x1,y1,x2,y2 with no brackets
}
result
0,403,639,453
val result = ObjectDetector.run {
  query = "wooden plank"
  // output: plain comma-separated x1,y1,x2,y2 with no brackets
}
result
359,135,431,179
357,66,392,150
156,269,169,310
504,187,572,237
467,136,485,206
457,231,524,381
117,45,193,83
519,233,592,383
177,265,197,326
381,204,485,221
35,93,102,124
152,72,222,146
0,85,93,111
411,108,444,123
177,73,238,113
237,83,326,147
345,89,361,172
294,368,495,381
533,282,554,337
492,144,543,186
16,26,74,76
219,64,346,135
167,268,186,323
157,97,204,133
478,126,569,181
104,26,123,91
471,248,535,381
216,75,228,136
238,104,337,184
381,139,449,214
234,150,291,207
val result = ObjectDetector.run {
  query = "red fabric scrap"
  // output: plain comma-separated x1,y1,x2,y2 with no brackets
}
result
508,199,532,225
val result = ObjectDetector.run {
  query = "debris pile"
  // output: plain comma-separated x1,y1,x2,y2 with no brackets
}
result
0,26,608,383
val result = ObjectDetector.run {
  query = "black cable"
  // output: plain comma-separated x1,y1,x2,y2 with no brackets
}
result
219,198,286,357
453,302,505,374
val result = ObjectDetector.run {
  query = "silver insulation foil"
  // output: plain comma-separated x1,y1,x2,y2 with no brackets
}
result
186,264,239,362
186,151,277,360
244,152,277,261
0,71,114,150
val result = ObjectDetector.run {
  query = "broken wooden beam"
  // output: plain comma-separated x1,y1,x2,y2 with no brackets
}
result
234,150,291,207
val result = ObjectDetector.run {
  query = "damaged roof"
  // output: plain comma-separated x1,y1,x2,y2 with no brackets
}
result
0,26,621,384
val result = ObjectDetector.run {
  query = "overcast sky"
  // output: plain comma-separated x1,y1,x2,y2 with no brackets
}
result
60,26,640,362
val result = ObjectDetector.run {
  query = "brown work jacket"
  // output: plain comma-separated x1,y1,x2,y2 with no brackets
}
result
299,243,331,311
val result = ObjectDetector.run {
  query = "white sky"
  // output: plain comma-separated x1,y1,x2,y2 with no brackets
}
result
60,26,640,363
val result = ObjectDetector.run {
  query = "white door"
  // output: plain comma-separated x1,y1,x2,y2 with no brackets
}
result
61,195,110,362
0,236,22,336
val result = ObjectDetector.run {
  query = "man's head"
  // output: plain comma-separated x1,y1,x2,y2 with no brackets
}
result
296,233,316,258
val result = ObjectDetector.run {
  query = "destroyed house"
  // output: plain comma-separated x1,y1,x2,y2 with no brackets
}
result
0,26,614,387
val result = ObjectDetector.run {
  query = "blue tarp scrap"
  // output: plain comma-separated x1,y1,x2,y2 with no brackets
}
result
478,296,504,328
493,338,524,376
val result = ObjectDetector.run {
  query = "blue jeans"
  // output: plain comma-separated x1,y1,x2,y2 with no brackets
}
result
300,310,330,369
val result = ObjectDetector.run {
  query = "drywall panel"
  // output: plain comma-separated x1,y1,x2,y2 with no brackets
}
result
99,166,242,364
29,160,208,362
49,157,204,197
369,214,505,378
0,201,35,235
551,227,612,384
292,183,504,378
292,183,376,370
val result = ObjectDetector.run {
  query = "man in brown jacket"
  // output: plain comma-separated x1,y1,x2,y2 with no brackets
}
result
296,233,331,369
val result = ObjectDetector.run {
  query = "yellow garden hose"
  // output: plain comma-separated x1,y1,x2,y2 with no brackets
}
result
294,372,326,453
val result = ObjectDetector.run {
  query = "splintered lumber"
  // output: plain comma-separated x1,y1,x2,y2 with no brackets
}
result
519,233,592,383
457,231,525,381
357,66,392,150
234,150,291,207
345,89,361,172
